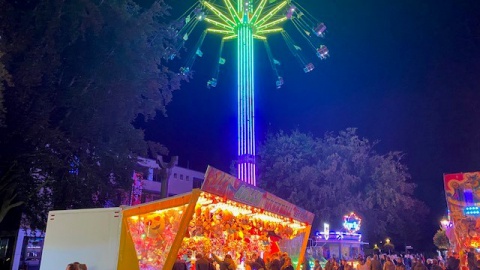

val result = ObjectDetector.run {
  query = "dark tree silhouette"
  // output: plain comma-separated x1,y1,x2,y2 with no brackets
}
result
0,0,184,229
257,128,429,245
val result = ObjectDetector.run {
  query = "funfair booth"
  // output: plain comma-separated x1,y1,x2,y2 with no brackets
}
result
125,166,314,269
309,213,367,262
444,172,480,257
40,167,313,270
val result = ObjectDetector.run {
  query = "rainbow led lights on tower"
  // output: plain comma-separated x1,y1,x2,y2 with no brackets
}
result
174,0,329,185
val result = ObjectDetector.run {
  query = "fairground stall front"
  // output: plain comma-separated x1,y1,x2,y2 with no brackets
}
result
308,212,367,266
444,171,480,261
123,166,314,269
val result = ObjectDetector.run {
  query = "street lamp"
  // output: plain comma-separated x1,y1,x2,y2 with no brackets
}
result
384,238,394,254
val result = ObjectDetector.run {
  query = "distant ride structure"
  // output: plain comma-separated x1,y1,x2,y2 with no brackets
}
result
173,0,329,185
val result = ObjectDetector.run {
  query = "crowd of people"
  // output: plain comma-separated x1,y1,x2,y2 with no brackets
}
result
173,251,297,270
311,252,466,270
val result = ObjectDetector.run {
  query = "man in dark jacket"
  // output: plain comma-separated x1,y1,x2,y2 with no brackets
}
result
253,252,266,269
173,257,188,270
212,254,236,270
195,253,214,270
446,252,460,270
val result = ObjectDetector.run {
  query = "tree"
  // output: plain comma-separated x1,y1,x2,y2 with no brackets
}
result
0,49,12,127
0,0,184,229
257,128,429,245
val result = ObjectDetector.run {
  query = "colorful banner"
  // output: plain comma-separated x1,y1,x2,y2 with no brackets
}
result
444,172,480,250
201,166,315,224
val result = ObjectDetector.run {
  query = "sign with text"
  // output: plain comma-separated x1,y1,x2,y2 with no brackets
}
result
201,166,314,224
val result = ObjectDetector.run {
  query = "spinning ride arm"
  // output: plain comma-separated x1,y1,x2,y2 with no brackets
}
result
207,38,227,88
281,31,309,67
263,40,283,89
180,30,208,75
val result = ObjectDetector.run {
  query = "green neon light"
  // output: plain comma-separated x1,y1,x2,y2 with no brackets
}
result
253,35,267,40
250,0,268,24
199,0,292,185
256,17,287,31
207,28,234,35
256,28,283,35
203,1,236,27
223,0,241,24
204,18,234,31
256,1,288,27
224,35,237,40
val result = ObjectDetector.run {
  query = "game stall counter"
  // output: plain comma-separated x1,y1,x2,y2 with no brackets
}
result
124,166,315,269
443,171,480,262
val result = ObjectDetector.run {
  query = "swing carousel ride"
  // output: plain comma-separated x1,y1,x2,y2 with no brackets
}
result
171,0,329,185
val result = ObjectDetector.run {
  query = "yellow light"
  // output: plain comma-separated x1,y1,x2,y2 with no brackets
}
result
253,35,266,40
130,215,139,220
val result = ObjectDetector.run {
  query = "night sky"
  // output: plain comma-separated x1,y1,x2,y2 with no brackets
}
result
146,0,480,231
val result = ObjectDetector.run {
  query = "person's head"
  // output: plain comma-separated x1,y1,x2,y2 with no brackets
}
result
225,254,232,260
196,253,203,259
315,259,320,265
285,257,293,266
252,252,259,259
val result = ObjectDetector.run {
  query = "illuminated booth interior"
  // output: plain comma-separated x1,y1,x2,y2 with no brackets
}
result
121,166,314,270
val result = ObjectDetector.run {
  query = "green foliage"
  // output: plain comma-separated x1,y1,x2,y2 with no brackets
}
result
0,0,182,229
257,128,429,244
433,229,450,250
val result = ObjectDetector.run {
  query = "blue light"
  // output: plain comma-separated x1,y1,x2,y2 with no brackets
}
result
464,206,480,216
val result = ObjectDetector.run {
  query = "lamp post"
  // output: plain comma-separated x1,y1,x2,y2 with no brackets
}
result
384,238,394,254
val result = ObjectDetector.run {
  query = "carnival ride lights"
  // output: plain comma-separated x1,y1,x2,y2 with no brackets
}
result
315,231,362,242
464,206,480,216
196,192,308,229
173,0,329,185
343,212,361,233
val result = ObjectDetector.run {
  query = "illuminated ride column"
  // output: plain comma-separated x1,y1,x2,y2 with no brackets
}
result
187,0,326,185
237,2,256,186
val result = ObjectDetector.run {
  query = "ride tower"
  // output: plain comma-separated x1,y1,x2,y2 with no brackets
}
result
176,0,329,185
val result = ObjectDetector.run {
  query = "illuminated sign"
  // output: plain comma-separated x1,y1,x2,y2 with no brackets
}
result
343,212,361,233
464,206,480,216
324,223,330,240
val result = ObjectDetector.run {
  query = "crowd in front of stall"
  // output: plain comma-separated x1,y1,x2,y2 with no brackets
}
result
172,250,298,270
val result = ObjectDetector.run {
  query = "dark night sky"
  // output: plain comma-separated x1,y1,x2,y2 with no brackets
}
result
145,0,480,230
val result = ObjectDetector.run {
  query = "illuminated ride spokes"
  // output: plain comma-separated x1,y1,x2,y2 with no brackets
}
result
173,0,329,185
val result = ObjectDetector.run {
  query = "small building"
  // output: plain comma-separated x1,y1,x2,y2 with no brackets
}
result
309,231,367,261
133,156,205,203
308,212,368,262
